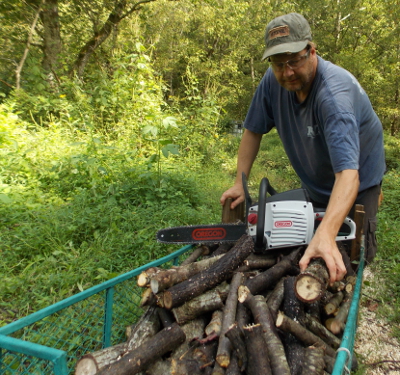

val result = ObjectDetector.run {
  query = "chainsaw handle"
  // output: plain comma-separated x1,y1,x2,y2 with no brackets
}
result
255,178,269,252
314,212,357,241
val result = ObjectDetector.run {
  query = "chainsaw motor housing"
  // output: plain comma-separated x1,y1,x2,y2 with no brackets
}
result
247,188,315,251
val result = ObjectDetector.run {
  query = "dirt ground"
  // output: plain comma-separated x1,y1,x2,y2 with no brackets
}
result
353,267,400,374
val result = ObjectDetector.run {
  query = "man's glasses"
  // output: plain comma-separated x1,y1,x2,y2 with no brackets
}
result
269,49,311,72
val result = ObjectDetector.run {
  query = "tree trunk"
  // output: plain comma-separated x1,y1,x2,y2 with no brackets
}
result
40,0,62,76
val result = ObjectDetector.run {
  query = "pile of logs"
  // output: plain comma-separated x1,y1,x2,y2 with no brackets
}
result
75,235,358,375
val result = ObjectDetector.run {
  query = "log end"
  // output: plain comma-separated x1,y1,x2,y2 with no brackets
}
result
75,356,98,375
295,275,325,303
238,285,250,304
275,310,285,327
216,353,231,368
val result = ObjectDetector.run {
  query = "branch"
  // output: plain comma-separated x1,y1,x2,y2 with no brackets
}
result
122,0,157,19
16,0,44,89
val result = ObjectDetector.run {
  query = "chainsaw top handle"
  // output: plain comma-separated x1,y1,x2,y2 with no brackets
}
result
255,177,277,252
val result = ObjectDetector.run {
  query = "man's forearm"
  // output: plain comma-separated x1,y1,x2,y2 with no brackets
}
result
317,169,360,238
235,129,263,184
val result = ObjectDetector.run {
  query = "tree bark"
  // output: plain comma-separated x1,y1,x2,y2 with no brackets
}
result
245,247,302,295
303,314,341,350
75,342,128,375
180,245,210,266
239,286,291,375
282,276,305,375
275,312,336,358
163,235,253,309
150,254,224,294
225,323,247,372
243,324,272,375
125,305,160,351
301,346,325,375
172,283,228,325
96,323,185,375
216,272,244,368
40,0,62,75
205,310,224,336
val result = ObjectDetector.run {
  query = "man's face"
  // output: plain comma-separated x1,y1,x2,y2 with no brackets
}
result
269,47,316,93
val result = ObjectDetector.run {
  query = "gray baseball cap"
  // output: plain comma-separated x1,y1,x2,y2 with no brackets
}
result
261,13,312,61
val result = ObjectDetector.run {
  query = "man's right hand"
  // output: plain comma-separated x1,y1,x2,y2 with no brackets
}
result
220,183,245,209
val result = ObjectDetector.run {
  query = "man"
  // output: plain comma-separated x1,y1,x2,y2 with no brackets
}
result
220,13,385,283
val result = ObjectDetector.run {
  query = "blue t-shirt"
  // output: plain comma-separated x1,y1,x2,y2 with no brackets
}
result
244,56,386,204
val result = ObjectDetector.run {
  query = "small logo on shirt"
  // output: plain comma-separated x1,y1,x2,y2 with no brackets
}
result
307,126,317,138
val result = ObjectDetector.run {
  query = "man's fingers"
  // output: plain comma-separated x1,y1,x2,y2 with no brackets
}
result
299,254,311,272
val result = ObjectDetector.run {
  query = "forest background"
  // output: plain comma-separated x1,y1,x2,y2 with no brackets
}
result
0,0,399,355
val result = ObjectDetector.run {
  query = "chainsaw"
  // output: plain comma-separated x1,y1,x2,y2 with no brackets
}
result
157,174,356,253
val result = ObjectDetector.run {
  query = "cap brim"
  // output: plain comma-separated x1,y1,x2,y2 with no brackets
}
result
261,40,309,61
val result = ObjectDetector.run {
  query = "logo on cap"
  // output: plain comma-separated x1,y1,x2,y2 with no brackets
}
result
269,26,290,41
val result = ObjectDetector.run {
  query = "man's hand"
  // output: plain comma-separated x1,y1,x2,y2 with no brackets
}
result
220,183,245,209
299,231,347,284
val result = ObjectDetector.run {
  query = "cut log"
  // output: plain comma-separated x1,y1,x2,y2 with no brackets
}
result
75,342,128,375
172,317,207,360
157,307,175,328
275,311,336,358
137,267,160,288
266,277,285,321
96,323,186,375
225,323,247,372
211,362,226,375
323,291,344,316
282,276,305,375
211,242,235,257
222,198,245,224
243,324,272,375
338,242,356,277
172,283,229,325
295,258,329,303
205,310,224,336
303,314,341,350
245,247,302,295
216,272,244,368
126,305,160,351
325,291,353,335
239,286,291,375
140,289,165,309
225,352,241,375
180,245,210,266
150,254,224,294
243,255,276,270
301,345,325,375
163,235,254,309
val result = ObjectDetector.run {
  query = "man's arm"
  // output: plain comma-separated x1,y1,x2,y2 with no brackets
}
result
220,129,263,209
299,169,360,284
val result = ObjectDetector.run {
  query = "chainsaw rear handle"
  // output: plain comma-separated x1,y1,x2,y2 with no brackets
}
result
255,177,277,252
314,212,357,241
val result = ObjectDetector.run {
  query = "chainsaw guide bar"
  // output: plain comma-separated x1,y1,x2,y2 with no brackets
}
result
157,223,247,244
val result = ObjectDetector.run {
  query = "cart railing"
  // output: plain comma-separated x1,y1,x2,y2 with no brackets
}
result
0,245,193,375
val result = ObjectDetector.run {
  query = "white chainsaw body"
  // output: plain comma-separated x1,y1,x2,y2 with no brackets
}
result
247,201,356,249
